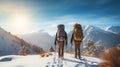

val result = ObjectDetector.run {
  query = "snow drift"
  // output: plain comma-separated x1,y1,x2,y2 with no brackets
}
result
0,53,100,67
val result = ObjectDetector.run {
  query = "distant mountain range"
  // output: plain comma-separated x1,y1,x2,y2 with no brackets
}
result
18,30,54,51
104,26,120,35
18,25,120,51
0,25,120,56
0,27,43,56
82,25,120,48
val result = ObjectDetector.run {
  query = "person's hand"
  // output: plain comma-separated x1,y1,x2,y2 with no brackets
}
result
66,42,67,46
54,42,56,45
71,42,73,46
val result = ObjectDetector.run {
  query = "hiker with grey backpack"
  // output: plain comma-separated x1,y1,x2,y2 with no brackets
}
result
54,24,68,59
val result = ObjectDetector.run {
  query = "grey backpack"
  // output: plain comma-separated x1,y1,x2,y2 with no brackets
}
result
57,24,66,41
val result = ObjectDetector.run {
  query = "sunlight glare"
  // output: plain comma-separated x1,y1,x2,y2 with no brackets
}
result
10,14,31,34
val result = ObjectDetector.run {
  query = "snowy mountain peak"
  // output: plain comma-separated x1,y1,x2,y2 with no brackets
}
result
84,25,105,35
104,26,120,34
83,25,120,48
84,25,103,32
104,25,112,31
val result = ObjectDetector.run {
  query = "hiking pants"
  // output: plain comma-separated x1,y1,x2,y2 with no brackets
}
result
74,41,81,59
58,41,64,58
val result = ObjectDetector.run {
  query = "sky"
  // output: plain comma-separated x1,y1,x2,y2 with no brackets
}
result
0,0,120,35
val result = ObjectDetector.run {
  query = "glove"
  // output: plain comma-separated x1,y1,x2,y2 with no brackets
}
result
66,42,67,45
54,41,56,46
71,42,73,46
70,42,72,45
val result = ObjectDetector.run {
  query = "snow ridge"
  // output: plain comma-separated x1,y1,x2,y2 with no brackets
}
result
0,53,100,67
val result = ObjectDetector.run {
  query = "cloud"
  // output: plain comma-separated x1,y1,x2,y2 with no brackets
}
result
50,23,58,28
67,22,77,25
55,14,120,27
0,0,120,35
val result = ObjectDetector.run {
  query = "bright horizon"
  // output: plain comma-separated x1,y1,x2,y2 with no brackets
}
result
0,0,120,35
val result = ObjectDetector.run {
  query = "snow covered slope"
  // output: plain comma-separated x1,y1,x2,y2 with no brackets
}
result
0,53,100,67
0,27,42,56
0,27,22,56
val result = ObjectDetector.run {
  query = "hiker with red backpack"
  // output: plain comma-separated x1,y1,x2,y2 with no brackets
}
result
70,23,84,59
54,24,68,59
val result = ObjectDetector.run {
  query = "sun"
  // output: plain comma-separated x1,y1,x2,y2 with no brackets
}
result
13,16,28,29
10,14,31,34
1,4,32,34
